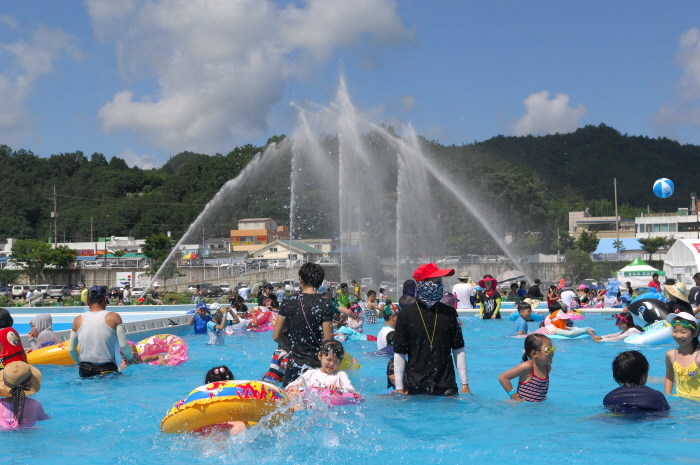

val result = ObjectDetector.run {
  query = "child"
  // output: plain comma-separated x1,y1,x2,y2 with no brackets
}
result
188,303,212,335
498,333,554,402
286,340,356,397
511,302,532,336
200,366,247,435
588,312,643,343
207,307,231,345
664,312,700,398
346,304,365,333
384,358,395,394
603,351,669,413
205,365,235,383
0,362,49,430
0,309,28,369
26,314,61,352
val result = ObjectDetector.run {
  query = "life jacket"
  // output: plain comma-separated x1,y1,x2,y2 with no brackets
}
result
549,311,568,330
0,327,28,370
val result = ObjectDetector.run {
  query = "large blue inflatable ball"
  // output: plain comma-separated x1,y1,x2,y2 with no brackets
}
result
653,178,674,198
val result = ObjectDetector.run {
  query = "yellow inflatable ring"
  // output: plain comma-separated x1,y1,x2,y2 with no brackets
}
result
339,351,360,371
160,380,291,434
27,341,77,366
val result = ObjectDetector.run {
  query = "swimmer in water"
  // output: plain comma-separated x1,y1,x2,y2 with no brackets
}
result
497,334,554,402
286,340,356,408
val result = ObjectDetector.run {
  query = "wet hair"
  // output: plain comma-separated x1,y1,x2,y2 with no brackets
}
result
367,290,376,298
211,311,223,325
299,262,325,289
549,285,557,292
522,333,550,362
319,339,344,360
385,330,395,347
510,283,518,290
612,351,649,387
204,365,235,384
548,302,562,313
517,302,532,314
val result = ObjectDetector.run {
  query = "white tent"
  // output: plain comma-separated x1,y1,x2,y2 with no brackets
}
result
616,257,664,290
663,239,700,286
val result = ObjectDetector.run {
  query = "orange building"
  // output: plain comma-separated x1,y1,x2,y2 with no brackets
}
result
230,218,290,246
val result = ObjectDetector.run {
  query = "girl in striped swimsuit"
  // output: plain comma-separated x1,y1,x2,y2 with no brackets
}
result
497,334,554,402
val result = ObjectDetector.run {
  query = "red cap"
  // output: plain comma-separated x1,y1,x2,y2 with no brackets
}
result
412,263,455,282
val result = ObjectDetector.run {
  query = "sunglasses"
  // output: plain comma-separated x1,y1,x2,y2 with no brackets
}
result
539,346,556,354
671,319,698,329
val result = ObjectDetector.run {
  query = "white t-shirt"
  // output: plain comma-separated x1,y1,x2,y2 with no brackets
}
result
560,290,576,307
452,282,475,309
377,325,395,350
239,287,251,300
286,368,355,392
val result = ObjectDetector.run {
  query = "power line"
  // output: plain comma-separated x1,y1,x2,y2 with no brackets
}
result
55,193,207,206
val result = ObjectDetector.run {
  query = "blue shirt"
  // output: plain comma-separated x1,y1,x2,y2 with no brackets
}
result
511,316,528,336
517,288,527,298
193,314,212,334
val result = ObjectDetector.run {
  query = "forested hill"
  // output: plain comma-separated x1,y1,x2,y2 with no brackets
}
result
471,123,699,211
0,125,698,256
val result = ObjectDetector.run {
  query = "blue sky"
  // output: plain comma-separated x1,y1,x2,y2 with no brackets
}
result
1,1,700,168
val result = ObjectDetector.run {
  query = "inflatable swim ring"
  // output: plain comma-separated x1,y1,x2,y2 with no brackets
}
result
548,333,590,340
136,334,188,366
160,380,291,434
26,340,76,365
338,351,360,370
251,323,274,333
306,387,364,406
625,320,673,345
253,310,271,326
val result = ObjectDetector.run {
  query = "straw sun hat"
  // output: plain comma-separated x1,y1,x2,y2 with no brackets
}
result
664,282,689,303
0,362,42,397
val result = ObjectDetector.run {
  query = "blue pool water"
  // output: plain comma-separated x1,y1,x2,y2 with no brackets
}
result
5,315,698,464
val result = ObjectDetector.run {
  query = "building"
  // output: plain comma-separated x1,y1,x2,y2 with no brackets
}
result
229,218,290,252
249,240,325,263
569,210,636,239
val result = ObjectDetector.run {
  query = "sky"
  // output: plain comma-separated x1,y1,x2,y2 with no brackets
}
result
1,0,700,168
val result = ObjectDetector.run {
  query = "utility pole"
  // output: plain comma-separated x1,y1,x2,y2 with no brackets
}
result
614,178,619,252
52,185,58,247
91,217,93,242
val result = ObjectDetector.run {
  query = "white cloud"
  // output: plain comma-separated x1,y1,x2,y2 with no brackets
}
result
511,90,586,136
0,23,80,144
118,148,160,169
87,0,413,153
398,95,416,111
651,28,700,136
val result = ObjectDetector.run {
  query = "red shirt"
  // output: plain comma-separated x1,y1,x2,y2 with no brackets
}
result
648,280,661,292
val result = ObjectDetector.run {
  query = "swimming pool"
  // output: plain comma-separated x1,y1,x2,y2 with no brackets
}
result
5,314,696,464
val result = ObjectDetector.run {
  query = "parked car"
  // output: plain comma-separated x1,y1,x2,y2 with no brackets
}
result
131,287,145,298
246,259,268,270
219,283,231,294
200,283,223,297
48,285,71,299
33,284,51,297
0,286,9,297
70,285,82,297
437,256,460,264
186,284,198,293
268,260,288,270
11,285,30,299
283,279,300,293
108,287,124,300
83,261,100,268
360,278,374,294
315,257,338,265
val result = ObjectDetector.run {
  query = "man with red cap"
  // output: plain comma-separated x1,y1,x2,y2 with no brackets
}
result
393,263,470,396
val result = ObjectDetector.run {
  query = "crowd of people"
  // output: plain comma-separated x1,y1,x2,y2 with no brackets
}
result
4,262,699,432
